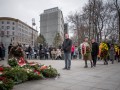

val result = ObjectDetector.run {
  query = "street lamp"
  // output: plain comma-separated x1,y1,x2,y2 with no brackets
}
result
32,18,36,47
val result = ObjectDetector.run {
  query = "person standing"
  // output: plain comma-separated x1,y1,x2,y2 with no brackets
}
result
1,43,5,60
0,44,2,60
81,37,93,68
91,38,99,67
109,44,115,64
62,34,72,70
8,43,13,54
49,46,53,59
28,45,32,59
71,44,75,59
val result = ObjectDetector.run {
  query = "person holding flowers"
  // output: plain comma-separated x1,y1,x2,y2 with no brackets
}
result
98,42,109,65
81,37,93,68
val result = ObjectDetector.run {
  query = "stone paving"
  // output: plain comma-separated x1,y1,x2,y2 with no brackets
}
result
0,59,120,90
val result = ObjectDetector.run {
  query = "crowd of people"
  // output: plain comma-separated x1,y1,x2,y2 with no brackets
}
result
62,34,120,70
0,33,120,70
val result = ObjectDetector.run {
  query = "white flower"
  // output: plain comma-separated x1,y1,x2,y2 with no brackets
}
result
0,72,3,75
0,81,3,84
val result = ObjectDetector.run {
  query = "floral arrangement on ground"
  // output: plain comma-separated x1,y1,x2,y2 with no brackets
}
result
0,57,60,90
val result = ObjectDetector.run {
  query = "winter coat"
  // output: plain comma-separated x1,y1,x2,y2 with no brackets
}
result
62,39,72,53
110,47,115,60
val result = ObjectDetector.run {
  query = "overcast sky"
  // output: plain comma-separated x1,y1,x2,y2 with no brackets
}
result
0,0,88,32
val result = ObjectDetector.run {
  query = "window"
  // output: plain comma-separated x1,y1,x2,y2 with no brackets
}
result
7,21,10,24
7,31,9,35
2,21,4,24
1,26,4,29
12,27,15,30
7,26,10,29
12,32,14,35
1,31,4,36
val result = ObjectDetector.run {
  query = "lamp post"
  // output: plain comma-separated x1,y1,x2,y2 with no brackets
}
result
32,18,36,48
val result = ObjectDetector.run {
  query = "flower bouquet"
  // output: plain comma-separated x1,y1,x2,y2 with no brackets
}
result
9,45,24,59
0,66,14,90
3,66,28,84
40,65,59,78
0,77,14,90
81,42,91,60
8,58,18,67
99,42,108,59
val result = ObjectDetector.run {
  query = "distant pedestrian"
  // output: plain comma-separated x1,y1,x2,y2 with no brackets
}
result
109,44,115,64
0,44,2,60
1,43,5,60
28,45,32,59
8,43,12,54
62,34,72,70
49,46,53,59
91,38,99,67
56,48,62,60
51,48,56,60
71,44,75,59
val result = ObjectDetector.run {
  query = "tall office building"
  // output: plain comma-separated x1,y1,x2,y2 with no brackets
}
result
40,7,64,46
64,23,68,34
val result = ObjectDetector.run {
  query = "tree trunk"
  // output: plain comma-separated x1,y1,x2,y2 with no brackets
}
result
100,31,102,43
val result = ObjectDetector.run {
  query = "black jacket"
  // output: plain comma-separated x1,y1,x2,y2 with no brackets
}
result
91,42,99,56
62,39,72,53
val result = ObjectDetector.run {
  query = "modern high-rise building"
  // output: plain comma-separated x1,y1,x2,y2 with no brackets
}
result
64,23,68,34
40,7,64,46
0,17,38,51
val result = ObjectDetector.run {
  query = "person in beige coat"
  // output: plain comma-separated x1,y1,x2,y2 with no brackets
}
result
51,48,56,60
81,37,93,68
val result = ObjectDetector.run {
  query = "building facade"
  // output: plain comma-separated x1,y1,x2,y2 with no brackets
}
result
40,7,64,46
0,17,38,50
64,23,68,34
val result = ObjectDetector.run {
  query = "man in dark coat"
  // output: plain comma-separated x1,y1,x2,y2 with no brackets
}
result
91,39,99,67
62,34,72,70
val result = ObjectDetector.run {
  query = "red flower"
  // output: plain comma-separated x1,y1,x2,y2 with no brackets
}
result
82,44,85,54
40,66,47,70
0,67,4,71
34,70,40,75
18,57,26,66
0,76,5,80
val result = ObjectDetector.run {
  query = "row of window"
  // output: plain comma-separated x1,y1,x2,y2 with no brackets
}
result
1,21,15,25
18,24,29,30
1,26,15,30
19,27,32,36
0,31,14,36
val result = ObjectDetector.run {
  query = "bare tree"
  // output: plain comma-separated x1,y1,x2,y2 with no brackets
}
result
114,0,120,43
66,0,119,44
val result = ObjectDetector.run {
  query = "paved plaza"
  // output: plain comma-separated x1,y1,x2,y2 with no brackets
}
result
0,59,120,90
